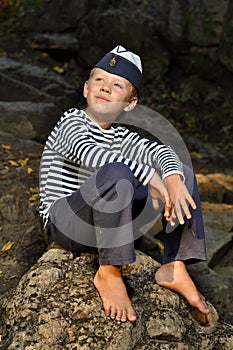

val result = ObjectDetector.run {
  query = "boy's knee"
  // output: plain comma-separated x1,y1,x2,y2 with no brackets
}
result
97,162,134,184
183,164,195,180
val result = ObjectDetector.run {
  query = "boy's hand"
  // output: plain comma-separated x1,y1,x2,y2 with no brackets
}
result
148,172,171,214
164,174,196,226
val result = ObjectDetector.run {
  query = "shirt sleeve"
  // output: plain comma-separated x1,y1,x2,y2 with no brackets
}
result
120,127,184,181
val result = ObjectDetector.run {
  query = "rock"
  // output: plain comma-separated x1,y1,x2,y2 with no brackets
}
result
188,203,233,324
31,33,80,54
198,204,233,279
192,269,233,325
0,56,75,100
218,1,233,72
205,223,233,267
0,101,60,141
196,173,233,204
0,72,53,102
11,0,233,72
0,249,232,350
0,56,77,141
0,131,43,153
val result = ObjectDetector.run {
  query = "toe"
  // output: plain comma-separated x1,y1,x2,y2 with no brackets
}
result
120,308,127,322
127,306,137,323
115,310,123,322
104,304,111,317
199,300,210,315
110,306,117,320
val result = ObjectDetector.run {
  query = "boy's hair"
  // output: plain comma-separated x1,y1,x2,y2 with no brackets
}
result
88,68,138,99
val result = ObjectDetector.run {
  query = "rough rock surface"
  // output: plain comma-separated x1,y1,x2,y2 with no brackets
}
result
12,0,233,72
1,249,232,350
0,56,76,141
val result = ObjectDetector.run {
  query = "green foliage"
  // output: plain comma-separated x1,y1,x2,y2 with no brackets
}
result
2,0,42,16
185,6,222,47
170,83,199,105
186,54,207,74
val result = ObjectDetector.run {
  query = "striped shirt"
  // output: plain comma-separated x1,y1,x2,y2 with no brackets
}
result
39,107,183,225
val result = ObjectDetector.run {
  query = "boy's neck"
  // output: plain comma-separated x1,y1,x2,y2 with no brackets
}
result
85,109,112,130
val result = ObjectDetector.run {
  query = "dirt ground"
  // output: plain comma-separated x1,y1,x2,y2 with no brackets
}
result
0,140,46,297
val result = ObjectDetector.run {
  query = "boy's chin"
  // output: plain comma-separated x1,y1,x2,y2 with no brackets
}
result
86,102,128,123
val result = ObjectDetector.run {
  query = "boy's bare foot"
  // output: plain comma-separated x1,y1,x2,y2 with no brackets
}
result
94,265,137,323
155,260,210,315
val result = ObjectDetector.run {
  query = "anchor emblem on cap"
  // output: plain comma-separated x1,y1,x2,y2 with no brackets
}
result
109,57,117,66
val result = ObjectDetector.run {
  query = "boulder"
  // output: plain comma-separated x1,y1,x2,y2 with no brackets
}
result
0,56,77,141
0,101,60,141
12,0,233,72
196,173,233,204
1,248,232,350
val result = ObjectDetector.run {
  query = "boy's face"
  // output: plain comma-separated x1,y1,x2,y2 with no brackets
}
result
83,68,138,128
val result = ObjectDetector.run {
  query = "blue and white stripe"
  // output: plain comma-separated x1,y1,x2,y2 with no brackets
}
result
39,108,183,225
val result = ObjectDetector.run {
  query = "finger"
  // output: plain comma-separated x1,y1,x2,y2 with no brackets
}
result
163,191,171,210
184,191,197,210
174,202,185,225
180,198,192,220
183,194,197,218
152,198,160,211
168,209,176,226
164,203,172,220
189,197,197,210
164,207,170,219
185,208,192,220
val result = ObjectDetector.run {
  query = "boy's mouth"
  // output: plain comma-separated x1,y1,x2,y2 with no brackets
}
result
96,95,111,103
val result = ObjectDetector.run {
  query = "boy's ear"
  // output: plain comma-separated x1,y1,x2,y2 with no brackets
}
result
83,81,89,98
123,97,138,112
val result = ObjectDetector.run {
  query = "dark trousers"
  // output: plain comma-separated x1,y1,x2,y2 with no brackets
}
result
47,162,207,266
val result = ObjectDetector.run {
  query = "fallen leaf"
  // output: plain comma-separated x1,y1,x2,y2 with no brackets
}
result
53,65,64,74
190,151,203,159
0,270,3,275
8,160,19,166
201,201,210,206
27,167,34,174
1,144,12,151
171,91,178,100
29,187,39,193
29,193,40,201
18,158,29,166
0,241,14,253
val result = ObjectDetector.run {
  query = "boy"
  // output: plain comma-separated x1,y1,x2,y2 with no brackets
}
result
39,45,210,323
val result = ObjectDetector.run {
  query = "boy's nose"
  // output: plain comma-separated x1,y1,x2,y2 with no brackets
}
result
100,84,111,93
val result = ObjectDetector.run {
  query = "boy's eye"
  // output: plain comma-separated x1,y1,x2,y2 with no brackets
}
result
114,83,122,88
